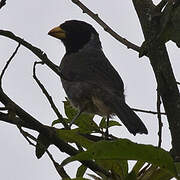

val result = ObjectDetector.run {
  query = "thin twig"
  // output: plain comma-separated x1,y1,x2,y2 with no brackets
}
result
132,108,166,115
0,0,6,10
0,30,60,75
71,0,140,52
33,61,69,129
177,81,180,85
17,125,36,146
46,150,70,179
157,92,163,148
0,107,7,110
0,43,21,87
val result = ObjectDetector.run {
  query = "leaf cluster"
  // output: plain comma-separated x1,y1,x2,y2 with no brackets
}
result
36,100,179,180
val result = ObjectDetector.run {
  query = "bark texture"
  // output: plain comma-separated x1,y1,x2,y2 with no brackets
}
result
132,0,180,159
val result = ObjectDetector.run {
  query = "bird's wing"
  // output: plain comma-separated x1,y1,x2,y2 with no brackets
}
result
60,50,124,95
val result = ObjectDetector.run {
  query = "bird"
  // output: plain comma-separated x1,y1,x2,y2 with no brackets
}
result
48,20,148,135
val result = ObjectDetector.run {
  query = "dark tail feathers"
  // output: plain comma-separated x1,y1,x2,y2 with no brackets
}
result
114,101,148,135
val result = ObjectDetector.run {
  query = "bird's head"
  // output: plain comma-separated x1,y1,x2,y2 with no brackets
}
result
48,20,101,54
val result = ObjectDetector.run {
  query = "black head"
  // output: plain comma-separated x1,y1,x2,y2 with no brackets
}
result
48,20,101,54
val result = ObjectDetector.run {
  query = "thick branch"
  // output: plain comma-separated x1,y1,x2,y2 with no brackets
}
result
0,90,111,177
132,0,180,158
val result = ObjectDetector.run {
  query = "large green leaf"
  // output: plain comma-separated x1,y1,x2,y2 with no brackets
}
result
139,165,173,180
146,168,173,180
96,159,128,179
69,139,177,176
56,129,94,149
132,161,145,175
125,171,137,180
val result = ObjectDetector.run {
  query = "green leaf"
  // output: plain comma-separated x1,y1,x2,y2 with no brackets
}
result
35,133,51,159
99,117,106,129
149,168,173,180
69,139,177,176
99,117,121,129
51,119,61,126
111,160,128,178
140,165,173,180
87,174,102,180
76,165,87,177
56,129,94,149
51,118,69,126
132,161,145,175
96,159,128,179
139,165,158,180
175,162,180,173
175,162,180,179
125,171,137,180
63,100,99,133
61,156,73,168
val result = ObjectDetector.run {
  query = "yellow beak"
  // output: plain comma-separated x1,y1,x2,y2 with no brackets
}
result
48,26,66,39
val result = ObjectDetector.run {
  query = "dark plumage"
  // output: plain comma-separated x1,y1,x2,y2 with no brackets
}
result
48,20,148,135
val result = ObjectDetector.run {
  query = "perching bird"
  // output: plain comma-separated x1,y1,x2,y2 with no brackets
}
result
48,20,148,135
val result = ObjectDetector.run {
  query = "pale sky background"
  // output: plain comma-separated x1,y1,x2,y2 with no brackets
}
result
0,0,180,179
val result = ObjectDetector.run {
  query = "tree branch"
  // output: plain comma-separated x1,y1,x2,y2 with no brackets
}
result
0,108,111,177
0,43,21,87
0,0,6,10
132,0,180,158
46,149,70,179
16,125,70,179
132,107,166,115
33,61,68,129
0,30,62,76
71,0,140,52
20,128,70,179
0,30,74,82
0,89,111,177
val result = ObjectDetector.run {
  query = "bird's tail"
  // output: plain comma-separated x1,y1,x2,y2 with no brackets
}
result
113,100,148,135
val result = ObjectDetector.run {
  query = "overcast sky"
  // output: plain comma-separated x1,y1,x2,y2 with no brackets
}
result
1,0,180,179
